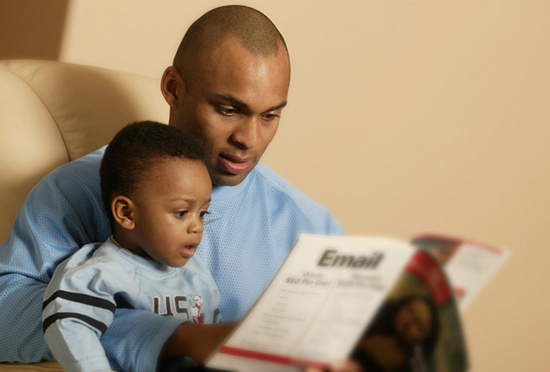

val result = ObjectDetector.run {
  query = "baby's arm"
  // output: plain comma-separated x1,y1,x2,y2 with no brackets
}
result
42,246,117,372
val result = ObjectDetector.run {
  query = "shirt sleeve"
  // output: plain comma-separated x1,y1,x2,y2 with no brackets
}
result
42,251,119,372
326,212,345,236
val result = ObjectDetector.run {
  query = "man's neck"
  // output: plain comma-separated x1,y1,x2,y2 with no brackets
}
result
211,166,255,200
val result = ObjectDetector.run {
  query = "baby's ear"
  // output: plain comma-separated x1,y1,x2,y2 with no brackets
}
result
112,196,136,230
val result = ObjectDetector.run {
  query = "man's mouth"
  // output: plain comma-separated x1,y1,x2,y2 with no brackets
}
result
219,154,254,175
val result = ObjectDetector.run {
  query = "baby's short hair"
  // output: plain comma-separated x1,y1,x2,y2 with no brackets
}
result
100,120,206,222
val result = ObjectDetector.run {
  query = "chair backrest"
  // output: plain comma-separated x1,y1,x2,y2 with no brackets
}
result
0,59,168,243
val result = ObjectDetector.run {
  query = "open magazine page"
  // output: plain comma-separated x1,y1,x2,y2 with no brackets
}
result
352,250,468,372
206,235,415,372
411,233,510,311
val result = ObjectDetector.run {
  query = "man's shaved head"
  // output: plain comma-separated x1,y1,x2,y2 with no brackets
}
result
161,5,291,186
173,5,288,89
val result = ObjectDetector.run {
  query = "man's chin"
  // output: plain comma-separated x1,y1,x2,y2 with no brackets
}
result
211,172,249,187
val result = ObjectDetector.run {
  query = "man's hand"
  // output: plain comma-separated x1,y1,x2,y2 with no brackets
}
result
161,322,237,363
162,323,363,372
305,359,364,372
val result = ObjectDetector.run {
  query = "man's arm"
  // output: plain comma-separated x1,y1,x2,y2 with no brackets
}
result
162,324,362,372
0,153,110,363
161,322,236,364
306,360,363,372
0,274,53,362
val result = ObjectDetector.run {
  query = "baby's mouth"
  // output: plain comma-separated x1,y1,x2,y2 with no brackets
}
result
181,242,198,257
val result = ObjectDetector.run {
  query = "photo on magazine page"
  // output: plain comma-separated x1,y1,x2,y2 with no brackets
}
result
351,249,469,372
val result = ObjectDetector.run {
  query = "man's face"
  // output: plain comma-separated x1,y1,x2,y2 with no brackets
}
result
172,38,291,186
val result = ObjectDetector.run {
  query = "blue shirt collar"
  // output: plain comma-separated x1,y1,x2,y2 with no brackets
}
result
210,166,255,201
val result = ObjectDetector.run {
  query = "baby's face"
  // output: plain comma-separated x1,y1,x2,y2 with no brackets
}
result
128,158,212,267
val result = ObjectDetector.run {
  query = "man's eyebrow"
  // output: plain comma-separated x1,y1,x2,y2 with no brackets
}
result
216,94,249,111
215,94,287,113
266,101,288,113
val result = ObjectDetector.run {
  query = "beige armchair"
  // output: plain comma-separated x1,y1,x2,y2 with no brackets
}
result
0,60,168,371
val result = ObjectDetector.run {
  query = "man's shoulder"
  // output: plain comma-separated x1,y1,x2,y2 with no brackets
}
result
249,163,342,233
252,163,324,208
29,146,106,206
46,146,105,181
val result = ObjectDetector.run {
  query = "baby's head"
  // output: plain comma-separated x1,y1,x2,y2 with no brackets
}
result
100,121,212,267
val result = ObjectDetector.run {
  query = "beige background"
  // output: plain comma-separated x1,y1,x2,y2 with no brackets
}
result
2,0,550,371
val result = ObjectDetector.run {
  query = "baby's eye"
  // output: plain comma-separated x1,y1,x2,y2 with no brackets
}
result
199,211,210,220
174,210,188,218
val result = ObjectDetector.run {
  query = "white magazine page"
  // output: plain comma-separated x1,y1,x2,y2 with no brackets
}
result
206,234,415,372
412,233,510,312
444,241,510,311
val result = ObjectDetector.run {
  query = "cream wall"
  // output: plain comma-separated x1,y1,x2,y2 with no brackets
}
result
2,0,550,371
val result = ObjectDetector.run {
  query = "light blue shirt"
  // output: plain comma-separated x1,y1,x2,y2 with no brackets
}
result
0,146,343,372
43,238,220,372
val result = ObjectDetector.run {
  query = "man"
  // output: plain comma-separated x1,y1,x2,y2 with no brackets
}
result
0,5,347,372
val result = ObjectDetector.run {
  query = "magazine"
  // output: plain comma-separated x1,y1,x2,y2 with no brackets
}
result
351,246,467,372
206,233,506,372
411,233,510,312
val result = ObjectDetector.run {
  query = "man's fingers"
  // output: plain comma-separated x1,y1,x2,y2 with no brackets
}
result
305,359,363,372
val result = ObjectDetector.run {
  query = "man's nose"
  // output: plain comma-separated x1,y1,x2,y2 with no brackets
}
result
229,117,259,150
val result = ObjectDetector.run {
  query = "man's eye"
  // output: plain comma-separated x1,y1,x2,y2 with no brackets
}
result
218,106,237,116
175,211,188,218
262,113,280,121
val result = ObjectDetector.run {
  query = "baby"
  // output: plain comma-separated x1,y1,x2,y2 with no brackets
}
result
42,121,220,372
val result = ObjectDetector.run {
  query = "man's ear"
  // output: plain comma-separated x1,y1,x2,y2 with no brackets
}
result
112,196,136,230
160,66,185,109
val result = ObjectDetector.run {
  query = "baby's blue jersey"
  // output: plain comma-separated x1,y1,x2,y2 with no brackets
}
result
43,238,220,372
0,146,343,372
